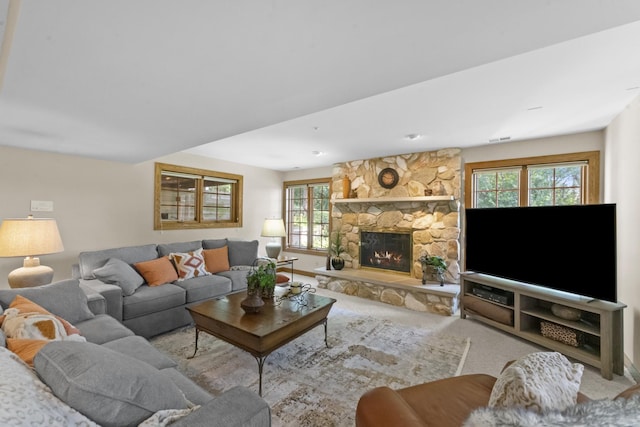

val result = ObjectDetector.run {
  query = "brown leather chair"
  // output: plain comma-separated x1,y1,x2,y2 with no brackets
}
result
354,370,632,427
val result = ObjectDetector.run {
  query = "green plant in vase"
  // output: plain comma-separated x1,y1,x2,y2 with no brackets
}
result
247,258,277,299
419,254,447,286
330,232,346,270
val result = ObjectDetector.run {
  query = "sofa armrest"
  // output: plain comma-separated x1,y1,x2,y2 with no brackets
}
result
78,284,107,315
356,386,424,427
78,279,123,321
171,386,271,427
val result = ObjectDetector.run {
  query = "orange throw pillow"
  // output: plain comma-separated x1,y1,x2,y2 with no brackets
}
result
6,338,49,367
134,256,178,286
203,246,231,274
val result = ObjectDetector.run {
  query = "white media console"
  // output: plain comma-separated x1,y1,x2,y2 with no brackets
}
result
460,272,626,379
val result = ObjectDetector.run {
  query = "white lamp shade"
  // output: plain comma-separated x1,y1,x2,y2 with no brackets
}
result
0,217,64,257
260,219,286,237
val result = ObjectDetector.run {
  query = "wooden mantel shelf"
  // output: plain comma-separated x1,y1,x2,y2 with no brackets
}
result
331,195,455,204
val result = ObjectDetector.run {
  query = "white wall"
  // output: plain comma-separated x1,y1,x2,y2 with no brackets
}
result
604,96,640,367
0,147,284,287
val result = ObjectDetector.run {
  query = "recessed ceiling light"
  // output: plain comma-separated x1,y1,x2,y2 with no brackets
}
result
311,150,325,156
404,133,422,141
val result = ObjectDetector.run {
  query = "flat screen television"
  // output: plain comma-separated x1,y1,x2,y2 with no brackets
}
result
464,204,617,303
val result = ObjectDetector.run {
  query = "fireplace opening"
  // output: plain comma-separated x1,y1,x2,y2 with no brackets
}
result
360,230,412,274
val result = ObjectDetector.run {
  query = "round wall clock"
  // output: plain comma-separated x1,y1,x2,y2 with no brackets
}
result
378,167,399,189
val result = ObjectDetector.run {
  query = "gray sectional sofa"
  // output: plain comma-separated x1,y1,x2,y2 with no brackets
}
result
0,279,271,426
73,239,259,337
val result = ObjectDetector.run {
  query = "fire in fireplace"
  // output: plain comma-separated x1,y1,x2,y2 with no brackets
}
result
360,230,412,274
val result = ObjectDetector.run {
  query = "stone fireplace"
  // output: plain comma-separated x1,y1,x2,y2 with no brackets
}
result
360,230,412,274
315,148,462,316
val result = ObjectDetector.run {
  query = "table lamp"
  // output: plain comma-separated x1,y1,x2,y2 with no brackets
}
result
0,215,64,288
261,218,286,259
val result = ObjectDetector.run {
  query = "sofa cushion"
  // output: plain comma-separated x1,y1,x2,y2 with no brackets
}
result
35,341,191,427
158,240,202,257
170,248,211,280
123,284,185,319
134,256,179,286
78,244,158,280
173,275,233,303
0,279,95,325
488,352,583,413
92,257,145,296
160,367,213,406
75,314,135,345
203,246,230,273
216,269,249,291
6,338,49,367
0,346,98,426
102,335,177,370
202,238,228,249
227,239,259,266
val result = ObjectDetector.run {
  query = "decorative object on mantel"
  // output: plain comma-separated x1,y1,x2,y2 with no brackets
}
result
0,215,65,288
325,252,332,270
342,175,351,198
431,180,445,196
419,254,447,286
330,232,345,270
378,167,399,189
551,303,582,321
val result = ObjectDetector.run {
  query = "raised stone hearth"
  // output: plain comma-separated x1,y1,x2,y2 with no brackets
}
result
315,267,459,316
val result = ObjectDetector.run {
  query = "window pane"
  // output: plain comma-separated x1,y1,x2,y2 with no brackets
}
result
473,169,520,208
529,189,554,206
528,165,583,206
285,182,330,251
496,190,519,207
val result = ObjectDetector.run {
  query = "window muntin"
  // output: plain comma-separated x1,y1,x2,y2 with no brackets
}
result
473,168,520,208
284,179,330,253
154,163,243,230
465,151,599,209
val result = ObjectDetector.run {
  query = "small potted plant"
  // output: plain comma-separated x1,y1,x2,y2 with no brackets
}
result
247,258,277,299
330,232,346,270
419,254,447,286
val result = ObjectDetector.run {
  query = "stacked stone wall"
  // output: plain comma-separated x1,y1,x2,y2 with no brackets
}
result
331,149,462,283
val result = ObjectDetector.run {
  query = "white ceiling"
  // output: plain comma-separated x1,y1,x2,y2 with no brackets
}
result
1,1,639,171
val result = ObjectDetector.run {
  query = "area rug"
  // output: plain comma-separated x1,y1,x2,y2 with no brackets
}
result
150,307,471,427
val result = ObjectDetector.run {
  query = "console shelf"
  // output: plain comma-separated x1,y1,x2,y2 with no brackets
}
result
460,272,626,379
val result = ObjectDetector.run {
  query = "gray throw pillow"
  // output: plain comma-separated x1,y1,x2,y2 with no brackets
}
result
0,279,94,324
35,341,190,427
227,240,259,266
93,258,145,296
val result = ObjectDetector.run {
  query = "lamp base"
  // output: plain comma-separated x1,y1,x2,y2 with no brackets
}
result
265,242,282,259
8,258,54,288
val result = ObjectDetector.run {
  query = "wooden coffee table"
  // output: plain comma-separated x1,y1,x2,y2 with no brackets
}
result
186,289,336,396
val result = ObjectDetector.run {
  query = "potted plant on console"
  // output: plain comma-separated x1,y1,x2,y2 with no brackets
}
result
330,232,346,270
419,254,447,286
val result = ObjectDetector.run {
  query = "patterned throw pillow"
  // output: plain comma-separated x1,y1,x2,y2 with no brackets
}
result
170,248,210,281
488,352,584,413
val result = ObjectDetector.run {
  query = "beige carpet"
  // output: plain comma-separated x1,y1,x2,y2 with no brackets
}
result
151,304,470,427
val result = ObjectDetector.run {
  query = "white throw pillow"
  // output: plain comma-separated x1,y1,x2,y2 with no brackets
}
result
488,352,584,412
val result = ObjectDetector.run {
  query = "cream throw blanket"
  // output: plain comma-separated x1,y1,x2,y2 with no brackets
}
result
2,308,85,342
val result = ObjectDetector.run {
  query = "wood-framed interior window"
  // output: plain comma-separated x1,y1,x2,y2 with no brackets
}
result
283,178,330,254
154,163,243,230
464,151,600,208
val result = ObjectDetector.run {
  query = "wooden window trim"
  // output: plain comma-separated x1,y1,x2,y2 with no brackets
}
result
283,177,331,255
154,162,243,230
464,151,600,207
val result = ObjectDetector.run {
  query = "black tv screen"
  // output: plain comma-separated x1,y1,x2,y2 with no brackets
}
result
464,204,617,303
